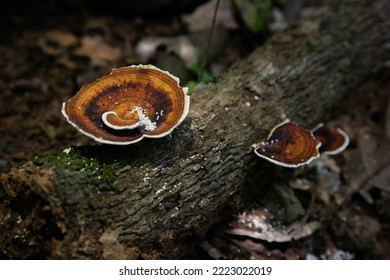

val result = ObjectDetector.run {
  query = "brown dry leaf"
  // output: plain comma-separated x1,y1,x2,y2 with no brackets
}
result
201,240,227,259
135,27,229,69
227,208,321,242
337,124,390,205
74,36,122,66
182,0,238,32
45,30,78,48
357,127,390,174
38,30,78,55
135,36,200,68
367,164,390,191
360,163,390,204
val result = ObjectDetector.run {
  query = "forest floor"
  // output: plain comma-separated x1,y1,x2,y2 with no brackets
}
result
0,0,389,259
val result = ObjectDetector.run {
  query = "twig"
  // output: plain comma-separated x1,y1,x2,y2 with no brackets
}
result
198,0,221,83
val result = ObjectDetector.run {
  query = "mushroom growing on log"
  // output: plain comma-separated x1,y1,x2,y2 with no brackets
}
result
312,123,349,155
254,121,321,168
1,0,389,259
62,65,190,145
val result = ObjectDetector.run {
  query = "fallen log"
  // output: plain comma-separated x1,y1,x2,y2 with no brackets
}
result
1,0,389,259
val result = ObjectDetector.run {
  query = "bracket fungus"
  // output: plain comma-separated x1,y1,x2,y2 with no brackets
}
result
312,124,349,155
254,120,321,168
62,64,190,145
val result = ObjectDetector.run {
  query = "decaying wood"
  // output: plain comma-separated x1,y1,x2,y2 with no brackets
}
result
1,0,389,259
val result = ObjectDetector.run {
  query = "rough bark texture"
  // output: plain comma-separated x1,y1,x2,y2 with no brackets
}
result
1,0,389,259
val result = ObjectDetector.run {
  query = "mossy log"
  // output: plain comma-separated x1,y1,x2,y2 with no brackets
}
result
1,0,389,259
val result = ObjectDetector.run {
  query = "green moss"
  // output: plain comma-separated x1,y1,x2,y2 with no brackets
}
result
234,0,272,33
34,150,97,170
307,221,322,233
31,148,122,191
307,41,321,52
186,66,216,93
100,164,122,191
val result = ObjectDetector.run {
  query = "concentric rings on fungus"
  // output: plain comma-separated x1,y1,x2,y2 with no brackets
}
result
254,120,321,168
312,123,349,155
61,64,190,145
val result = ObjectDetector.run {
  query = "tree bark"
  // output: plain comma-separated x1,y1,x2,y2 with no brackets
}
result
1,0,389,259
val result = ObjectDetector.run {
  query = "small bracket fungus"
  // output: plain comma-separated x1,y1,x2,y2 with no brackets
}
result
312,123,349,155
254,120,321,168
62,64,190,145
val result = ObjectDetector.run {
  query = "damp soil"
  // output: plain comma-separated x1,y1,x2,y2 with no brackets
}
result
0,0,389,259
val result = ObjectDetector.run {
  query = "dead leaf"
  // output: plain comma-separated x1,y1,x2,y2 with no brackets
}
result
38,30,78,55
227,208,321,242
45,30,78,48
74,36,122,66
182,0,238,32
336,124,390,205
360,163,390,204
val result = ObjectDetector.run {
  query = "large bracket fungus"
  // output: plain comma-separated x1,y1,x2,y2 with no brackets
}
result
62,64,190,145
